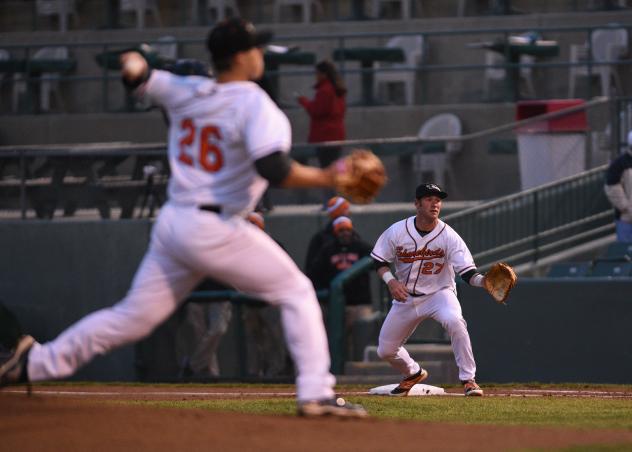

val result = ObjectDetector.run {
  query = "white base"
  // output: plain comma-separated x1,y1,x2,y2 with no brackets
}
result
369,383,445,396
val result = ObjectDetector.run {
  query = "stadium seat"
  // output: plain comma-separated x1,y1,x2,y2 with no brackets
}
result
413,113,462,188
273,0,323,23
203,0,241,23
546,262,591,278
568,27,628,97
373,35,424,105
372,0,416,19
12,46,69,113
603,242,632,260
590,261,632,278
483,51,535,100
36,0,79,31
119,0,162,29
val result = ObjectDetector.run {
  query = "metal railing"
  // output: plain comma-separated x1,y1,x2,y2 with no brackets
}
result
443,165,614,270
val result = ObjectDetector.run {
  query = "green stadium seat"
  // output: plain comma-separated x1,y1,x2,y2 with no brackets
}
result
546,262,591,278
603,242,632,260
590,261,632,278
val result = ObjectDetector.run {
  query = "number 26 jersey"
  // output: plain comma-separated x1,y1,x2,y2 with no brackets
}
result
139,70,291,215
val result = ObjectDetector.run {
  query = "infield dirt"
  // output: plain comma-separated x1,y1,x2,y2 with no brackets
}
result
2,385,632,452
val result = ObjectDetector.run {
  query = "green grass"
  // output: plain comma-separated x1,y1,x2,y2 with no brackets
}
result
116,394,632,430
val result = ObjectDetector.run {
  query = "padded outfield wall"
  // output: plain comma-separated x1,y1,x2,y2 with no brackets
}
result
1,218,631,383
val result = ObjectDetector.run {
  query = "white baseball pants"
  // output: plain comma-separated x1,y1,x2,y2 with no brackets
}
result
27,203,336,402
377,288,477,382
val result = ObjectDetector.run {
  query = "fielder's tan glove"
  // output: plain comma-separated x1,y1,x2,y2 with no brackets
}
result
484,262,517,305
332,149,387,204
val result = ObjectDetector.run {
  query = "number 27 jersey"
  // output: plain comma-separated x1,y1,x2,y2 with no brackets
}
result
371,217,476,297
139,70,291,215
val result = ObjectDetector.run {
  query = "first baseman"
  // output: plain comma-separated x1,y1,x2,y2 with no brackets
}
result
0,18,367,418
371,183,486,397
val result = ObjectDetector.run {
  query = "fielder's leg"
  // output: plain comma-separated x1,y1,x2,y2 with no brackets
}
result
377,300,428,395
429,289,483,396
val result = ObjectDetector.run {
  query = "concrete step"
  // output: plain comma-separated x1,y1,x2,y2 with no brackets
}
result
362,343,454,362
344,359,459,385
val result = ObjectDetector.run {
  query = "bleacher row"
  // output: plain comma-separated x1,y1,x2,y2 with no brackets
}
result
547,242,632,277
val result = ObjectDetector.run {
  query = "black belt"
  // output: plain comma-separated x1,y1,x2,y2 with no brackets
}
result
199,204,222,214
408,291,427,297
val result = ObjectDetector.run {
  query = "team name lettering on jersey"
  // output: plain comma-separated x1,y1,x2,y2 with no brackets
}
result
396,246,445,263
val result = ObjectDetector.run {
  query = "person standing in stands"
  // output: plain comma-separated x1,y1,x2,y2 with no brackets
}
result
297,60,347,169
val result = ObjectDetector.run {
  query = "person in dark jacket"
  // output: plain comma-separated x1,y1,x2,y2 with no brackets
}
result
297,60,347,168
305,196,351,276
308,216,374,341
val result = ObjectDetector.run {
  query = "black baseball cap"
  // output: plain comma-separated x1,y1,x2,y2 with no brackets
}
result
206,18,273,62
415,183,448,199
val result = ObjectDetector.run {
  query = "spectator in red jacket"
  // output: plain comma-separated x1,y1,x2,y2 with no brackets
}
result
297,60,347,168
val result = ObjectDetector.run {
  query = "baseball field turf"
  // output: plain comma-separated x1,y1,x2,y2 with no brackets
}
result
2,382,632,451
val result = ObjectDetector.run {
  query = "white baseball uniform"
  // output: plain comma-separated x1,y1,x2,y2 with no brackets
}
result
25,70,336,401
371,216,478,382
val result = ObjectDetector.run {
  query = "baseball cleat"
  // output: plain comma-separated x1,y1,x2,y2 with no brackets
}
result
390,367,429,396
463,379,484,397
0,335,34,387
297,397,368,418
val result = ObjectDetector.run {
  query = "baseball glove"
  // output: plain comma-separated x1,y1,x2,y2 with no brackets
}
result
332,149,387,204
484,262,517,305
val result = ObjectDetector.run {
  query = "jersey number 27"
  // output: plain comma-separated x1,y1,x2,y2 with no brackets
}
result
178,118,224,172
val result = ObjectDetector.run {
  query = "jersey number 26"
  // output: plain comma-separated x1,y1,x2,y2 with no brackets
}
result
178,118,224,172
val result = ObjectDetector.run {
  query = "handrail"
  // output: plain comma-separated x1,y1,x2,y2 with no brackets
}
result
327,256,374,374
443,165,613,269
445,165,609,220
0,96,612,155
2,23,630,48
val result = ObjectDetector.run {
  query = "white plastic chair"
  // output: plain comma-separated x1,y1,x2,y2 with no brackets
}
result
204,0,241,22
372,0,415,19
119,0,162,29
483,51,536,100
414,113,462,188
568,28,628,98
273,0,323,23
36,0,79,31
373,35,423,105
12,47,69,112
153,36,178,60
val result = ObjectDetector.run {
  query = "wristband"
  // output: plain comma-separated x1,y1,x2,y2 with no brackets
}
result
382,271,395,284
470,273,485,287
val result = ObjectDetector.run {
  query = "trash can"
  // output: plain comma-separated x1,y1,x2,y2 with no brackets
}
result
515,99,588,190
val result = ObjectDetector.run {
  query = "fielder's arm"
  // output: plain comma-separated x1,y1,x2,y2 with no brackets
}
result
376,264,408,302
255,152,335,189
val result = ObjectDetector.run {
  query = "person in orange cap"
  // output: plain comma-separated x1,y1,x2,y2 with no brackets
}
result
304,196,353,276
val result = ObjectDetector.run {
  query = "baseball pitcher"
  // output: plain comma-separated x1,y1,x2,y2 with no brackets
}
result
0,18,389,418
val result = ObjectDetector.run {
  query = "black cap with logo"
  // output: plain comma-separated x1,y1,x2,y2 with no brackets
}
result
415,183,448,199
206,18,273,63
